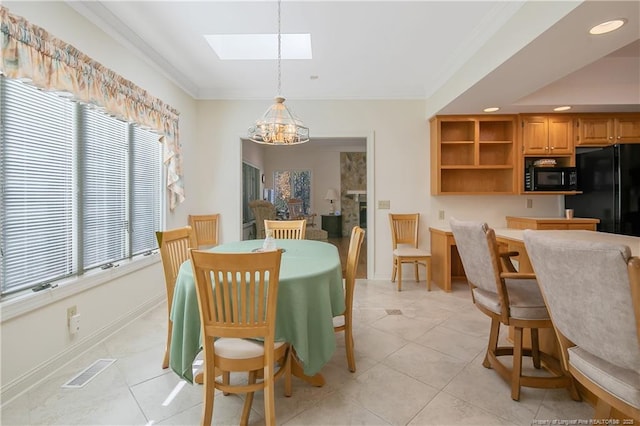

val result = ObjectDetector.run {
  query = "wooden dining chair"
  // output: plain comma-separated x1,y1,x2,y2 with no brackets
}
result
156,226,197,369
450,218,579,401
190,249,292,426
264,219,306,239
287,198,317,227
333,226,365,372
389,213,432,291
188,213,220,249
525,231,640,420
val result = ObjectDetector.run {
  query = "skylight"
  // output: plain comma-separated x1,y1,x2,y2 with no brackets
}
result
204,34,312,60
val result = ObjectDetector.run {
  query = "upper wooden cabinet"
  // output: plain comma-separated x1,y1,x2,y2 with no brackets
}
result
430,115,516,195
521,115,574,155
576,114,640,146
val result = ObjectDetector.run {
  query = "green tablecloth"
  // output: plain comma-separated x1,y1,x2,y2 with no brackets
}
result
169,239,345,384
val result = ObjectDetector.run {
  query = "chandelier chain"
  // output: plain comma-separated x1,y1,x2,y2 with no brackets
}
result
277,0,282,96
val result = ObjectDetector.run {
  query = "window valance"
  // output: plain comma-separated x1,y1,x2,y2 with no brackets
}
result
0,6,184,210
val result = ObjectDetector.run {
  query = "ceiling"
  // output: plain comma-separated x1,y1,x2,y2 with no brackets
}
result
68,0,640,115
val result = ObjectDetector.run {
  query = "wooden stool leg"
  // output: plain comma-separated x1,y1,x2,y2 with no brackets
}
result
426,257,432,291
484,318,500,368
511,327,523,401
530,328,541,369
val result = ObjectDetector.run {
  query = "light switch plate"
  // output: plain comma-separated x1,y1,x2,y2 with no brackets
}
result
378,200,390,209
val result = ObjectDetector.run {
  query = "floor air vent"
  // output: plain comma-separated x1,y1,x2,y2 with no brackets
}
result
62,359,116,389
385,309,402,315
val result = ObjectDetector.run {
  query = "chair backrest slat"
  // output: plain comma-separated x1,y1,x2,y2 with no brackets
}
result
345,226,366,314
389,213,420,248
156,226,196,304
264,219,306,239
191,250,282,339
188,214,220,249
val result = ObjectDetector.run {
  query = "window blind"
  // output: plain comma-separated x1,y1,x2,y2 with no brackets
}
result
1,79,75,293
1,76,164,296
131,126,162,255
82,108,128,271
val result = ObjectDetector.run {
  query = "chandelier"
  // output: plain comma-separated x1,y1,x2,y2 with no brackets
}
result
248,0,309,145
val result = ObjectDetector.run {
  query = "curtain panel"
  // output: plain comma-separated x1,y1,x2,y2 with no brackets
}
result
0,6,184,210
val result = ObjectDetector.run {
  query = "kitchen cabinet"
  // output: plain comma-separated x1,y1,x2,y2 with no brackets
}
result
521,115,574,155
576,114,640,146
519,115,576,194
430,115,516,195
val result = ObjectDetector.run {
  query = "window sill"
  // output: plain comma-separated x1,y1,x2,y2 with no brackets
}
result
1,253,161,323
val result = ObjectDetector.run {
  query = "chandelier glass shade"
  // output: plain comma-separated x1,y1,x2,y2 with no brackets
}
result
248,96,309,145
248,0,309,145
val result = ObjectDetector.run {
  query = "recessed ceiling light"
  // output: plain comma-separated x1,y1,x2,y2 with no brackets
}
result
483,107,500,113
589,19,626,35
204,34,312,60
554,106,572,112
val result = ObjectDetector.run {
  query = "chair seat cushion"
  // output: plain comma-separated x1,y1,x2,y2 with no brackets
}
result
472,278,549,320
393,247,430,257
214,338,286,359
333,315,345,328
569,346,640,409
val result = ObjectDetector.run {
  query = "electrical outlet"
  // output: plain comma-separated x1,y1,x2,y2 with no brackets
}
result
67,305,77,327
438,210,445,220
526,198,533,209
69,314,81,334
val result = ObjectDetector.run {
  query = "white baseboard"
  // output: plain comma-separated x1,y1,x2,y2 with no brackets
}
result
0,294,165,406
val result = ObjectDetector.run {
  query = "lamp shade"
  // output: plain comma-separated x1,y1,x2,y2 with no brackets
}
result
325,189,338,201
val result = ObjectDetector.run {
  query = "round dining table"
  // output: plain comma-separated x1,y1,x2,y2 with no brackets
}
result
169,238,345,385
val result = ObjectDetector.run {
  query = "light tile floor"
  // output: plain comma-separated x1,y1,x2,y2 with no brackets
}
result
1,280,594,425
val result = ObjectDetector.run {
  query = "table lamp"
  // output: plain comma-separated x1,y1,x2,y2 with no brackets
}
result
325,189,338,214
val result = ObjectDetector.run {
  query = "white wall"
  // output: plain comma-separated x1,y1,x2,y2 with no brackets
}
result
1,1,198,401
194,99,565,282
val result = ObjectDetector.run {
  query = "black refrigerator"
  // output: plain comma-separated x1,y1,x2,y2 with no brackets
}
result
565,144,640,237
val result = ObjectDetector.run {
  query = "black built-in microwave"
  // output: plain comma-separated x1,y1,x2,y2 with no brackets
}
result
525,166,577,191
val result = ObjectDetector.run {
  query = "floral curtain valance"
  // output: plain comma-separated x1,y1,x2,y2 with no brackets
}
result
0,6,184,210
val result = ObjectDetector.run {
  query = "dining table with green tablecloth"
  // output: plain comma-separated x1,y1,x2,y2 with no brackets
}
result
169,238,345,385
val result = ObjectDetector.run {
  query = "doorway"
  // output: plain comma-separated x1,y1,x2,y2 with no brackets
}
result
241,136,372,278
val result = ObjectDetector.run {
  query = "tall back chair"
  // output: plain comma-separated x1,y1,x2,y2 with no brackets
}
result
524,231,640,420
188,213,220,249
449,218,578,401
190,249,291,426
156,226,196,369
388,213,432,291
333,226,365,372
264,219,306,239
287,198,317,227
249,200,277,239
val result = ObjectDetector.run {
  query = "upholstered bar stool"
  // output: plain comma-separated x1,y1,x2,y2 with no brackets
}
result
525,231,640,420
450,218,579,401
